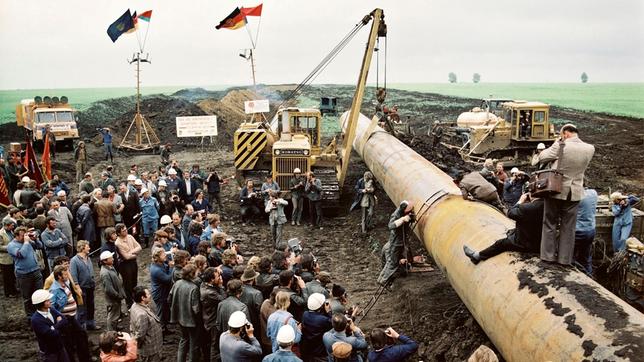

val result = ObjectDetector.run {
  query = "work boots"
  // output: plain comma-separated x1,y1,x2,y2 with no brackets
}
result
463,245,481,265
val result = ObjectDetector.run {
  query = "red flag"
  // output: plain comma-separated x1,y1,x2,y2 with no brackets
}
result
24,137,44,186
138,10,152,22
0,173,10,207
241,4,263,17
41,134,52,181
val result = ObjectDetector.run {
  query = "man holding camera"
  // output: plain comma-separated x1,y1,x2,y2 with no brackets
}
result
219,311,262,362
323,313,368,362
305,171,323,229
206,170,226,213
367,327,418,362
240,180,261,224
96,127,114,163
289,168,306,226
266,190,288,248
503,168,527,209
463,192,544,264
377,201,414,287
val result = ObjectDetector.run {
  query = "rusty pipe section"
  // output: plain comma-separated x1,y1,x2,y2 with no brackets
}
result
341,112,644,361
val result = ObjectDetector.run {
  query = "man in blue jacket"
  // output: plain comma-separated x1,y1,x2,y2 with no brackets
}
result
611,192,641,252
30,289,70,362
323,313,368,362
301,293,332,360
41,216,68,271
8,226,44,317
97,127,114,163
367,327,418,362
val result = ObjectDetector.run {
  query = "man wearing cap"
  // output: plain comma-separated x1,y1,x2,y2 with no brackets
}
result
165,168,180,193
41,216,68,271
239,267,263,338
80,172,95,195
138,188,159,248
611,192,640,253
536,124,595,266
323,313,367,362
0,219,19,297
531,142,549,170
332,342,352,362
156,179,170,215
502,168,526,208
97,127,114,163
219,310,262,362
30,289,70,361
301,293,333,361
377,201,414,286
74,141,88,182
100,250,125,330
264,325,302,362
289,168,306,226
169,264,201,362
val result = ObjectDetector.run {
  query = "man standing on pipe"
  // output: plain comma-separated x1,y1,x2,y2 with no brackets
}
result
377,201,414,286
463,192,544,264
535,124,594,266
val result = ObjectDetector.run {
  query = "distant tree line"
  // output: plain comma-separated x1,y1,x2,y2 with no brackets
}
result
447,72,481,83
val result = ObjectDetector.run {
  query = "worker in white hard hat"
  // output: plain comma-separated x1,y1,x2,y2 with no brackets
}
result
263,325,299,361
289,168,306,226
31,289,71,361
165,167,180,193
300,292,333,359
219,310,262,362
531,142,549,170
610,191,641,252
503,167,527,208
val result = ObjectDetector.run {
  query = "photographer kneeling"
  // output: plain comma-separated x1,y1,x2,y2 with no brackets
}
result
99,331,137,362
377,201,414,287
463,192,544,264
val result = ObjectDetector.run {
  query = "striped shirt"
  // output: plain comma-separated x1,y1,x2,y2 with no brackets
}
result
60,283,77,316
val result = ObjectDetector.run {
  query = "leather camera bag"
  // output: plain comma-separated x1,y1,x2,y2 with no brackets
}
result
529,141,564,197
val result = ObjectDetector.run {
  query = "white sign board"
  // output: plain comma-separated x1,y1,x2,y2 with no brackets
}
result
244,99,270,114
175,116,218,137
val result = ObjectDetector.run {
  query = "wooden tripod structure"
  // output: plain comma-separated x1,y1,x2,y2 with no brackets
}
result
120,52,160,151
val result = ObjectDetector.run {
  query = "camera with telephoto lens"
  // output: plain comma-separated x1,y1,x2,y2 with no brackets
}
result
114,333,127,355
287,238,303,256
408,212,416,222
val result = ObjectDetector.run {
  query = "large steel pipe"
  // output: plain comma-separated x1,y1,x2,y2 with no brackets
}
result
341,112,643,361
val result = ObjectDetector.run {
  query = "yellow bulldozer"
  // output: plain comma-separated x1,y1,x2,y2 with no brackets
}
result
232,9,387,209
431,98,557,166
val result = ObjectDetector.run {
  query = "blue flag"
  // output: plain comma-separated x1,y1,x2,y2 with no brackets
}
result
107,9,135,42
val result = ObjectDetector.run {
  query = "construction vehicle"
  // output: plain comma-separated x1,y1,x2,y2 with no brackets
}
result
319,96,338,115
16,96,80,149
431,99,557,166
233,9,387,208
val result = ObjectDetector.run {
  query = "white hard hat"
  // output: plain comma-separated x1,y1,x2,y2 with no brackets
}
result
134,179,143,186
537,143,546,150
510,167,519,174
21,176,31,183
127,175,137,181
168,168,177,175
293,168,301,174
276,324,296,344
100,250,114,261
160,215,172,225
158,180,167,187
141,187,149,194
307,293,326,311
31,289,53,305
610,192,627,202
56,190,66,197
228,311,248,328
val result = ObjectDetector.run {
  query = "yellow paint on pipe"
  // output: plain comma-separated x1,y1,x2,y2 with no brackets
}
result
342,112,644,361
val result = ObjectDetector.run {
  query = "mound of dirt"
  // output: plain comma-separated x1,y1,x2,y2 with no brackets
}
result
197,89,257,142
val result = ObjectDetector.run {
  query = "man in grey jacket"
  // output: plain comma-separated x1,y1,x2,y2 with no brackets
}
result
99,250,125,331
535,124,594,266
41,216,68,271
169,264,201,362
69,240,99,330
201,267,226,362
219,311,262,362
305,171,323,229
130,286,163,362
215,279,250,337
265,190,288,248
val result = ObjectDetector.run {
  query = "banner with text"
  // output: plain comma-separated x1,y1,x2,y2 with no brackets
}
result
176,115,218,137
244,99,270,114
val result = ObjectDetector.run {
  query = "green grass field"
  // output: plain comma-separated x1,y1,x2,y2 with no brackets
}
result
389,83,644,119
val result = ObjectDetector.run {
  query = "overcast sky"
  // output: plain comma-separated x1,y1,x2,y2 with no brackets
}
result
1,0,643,89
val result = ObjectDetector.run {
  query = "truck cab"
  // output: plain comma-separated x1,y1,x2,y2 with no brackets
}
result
501,101,554,141
16,96,80,148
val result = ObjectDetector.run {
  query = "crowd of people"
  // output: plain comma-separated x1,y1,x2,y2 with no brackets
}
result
0,152,421,362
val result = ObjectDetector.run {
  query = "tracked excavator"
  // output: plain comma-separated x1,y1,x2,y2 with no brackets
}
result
233,8,387,209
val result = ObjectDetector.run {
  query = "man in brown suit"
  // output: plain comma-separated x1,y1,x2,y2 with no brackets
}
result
536,124,594,265
95,190,117,246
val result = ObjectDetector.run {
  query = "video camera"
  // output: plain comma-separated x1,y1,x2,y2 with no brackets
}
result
287,238,303,256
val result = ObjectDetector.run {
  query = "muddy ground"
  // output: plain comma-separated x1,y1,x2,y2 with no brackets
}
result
0,85,642,361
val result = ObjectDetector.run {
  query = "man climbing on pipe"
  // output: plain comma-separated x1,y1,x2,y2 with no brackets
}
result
463,192,544,264
377,201,414,286
453,170,507,214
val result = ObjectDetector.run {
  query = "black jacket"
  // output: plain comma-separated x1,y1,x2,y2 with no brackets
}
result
507,198,544,251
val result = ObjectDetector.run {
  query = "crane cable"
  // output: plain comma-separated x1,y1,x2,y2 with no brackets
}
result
270,17,370,120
